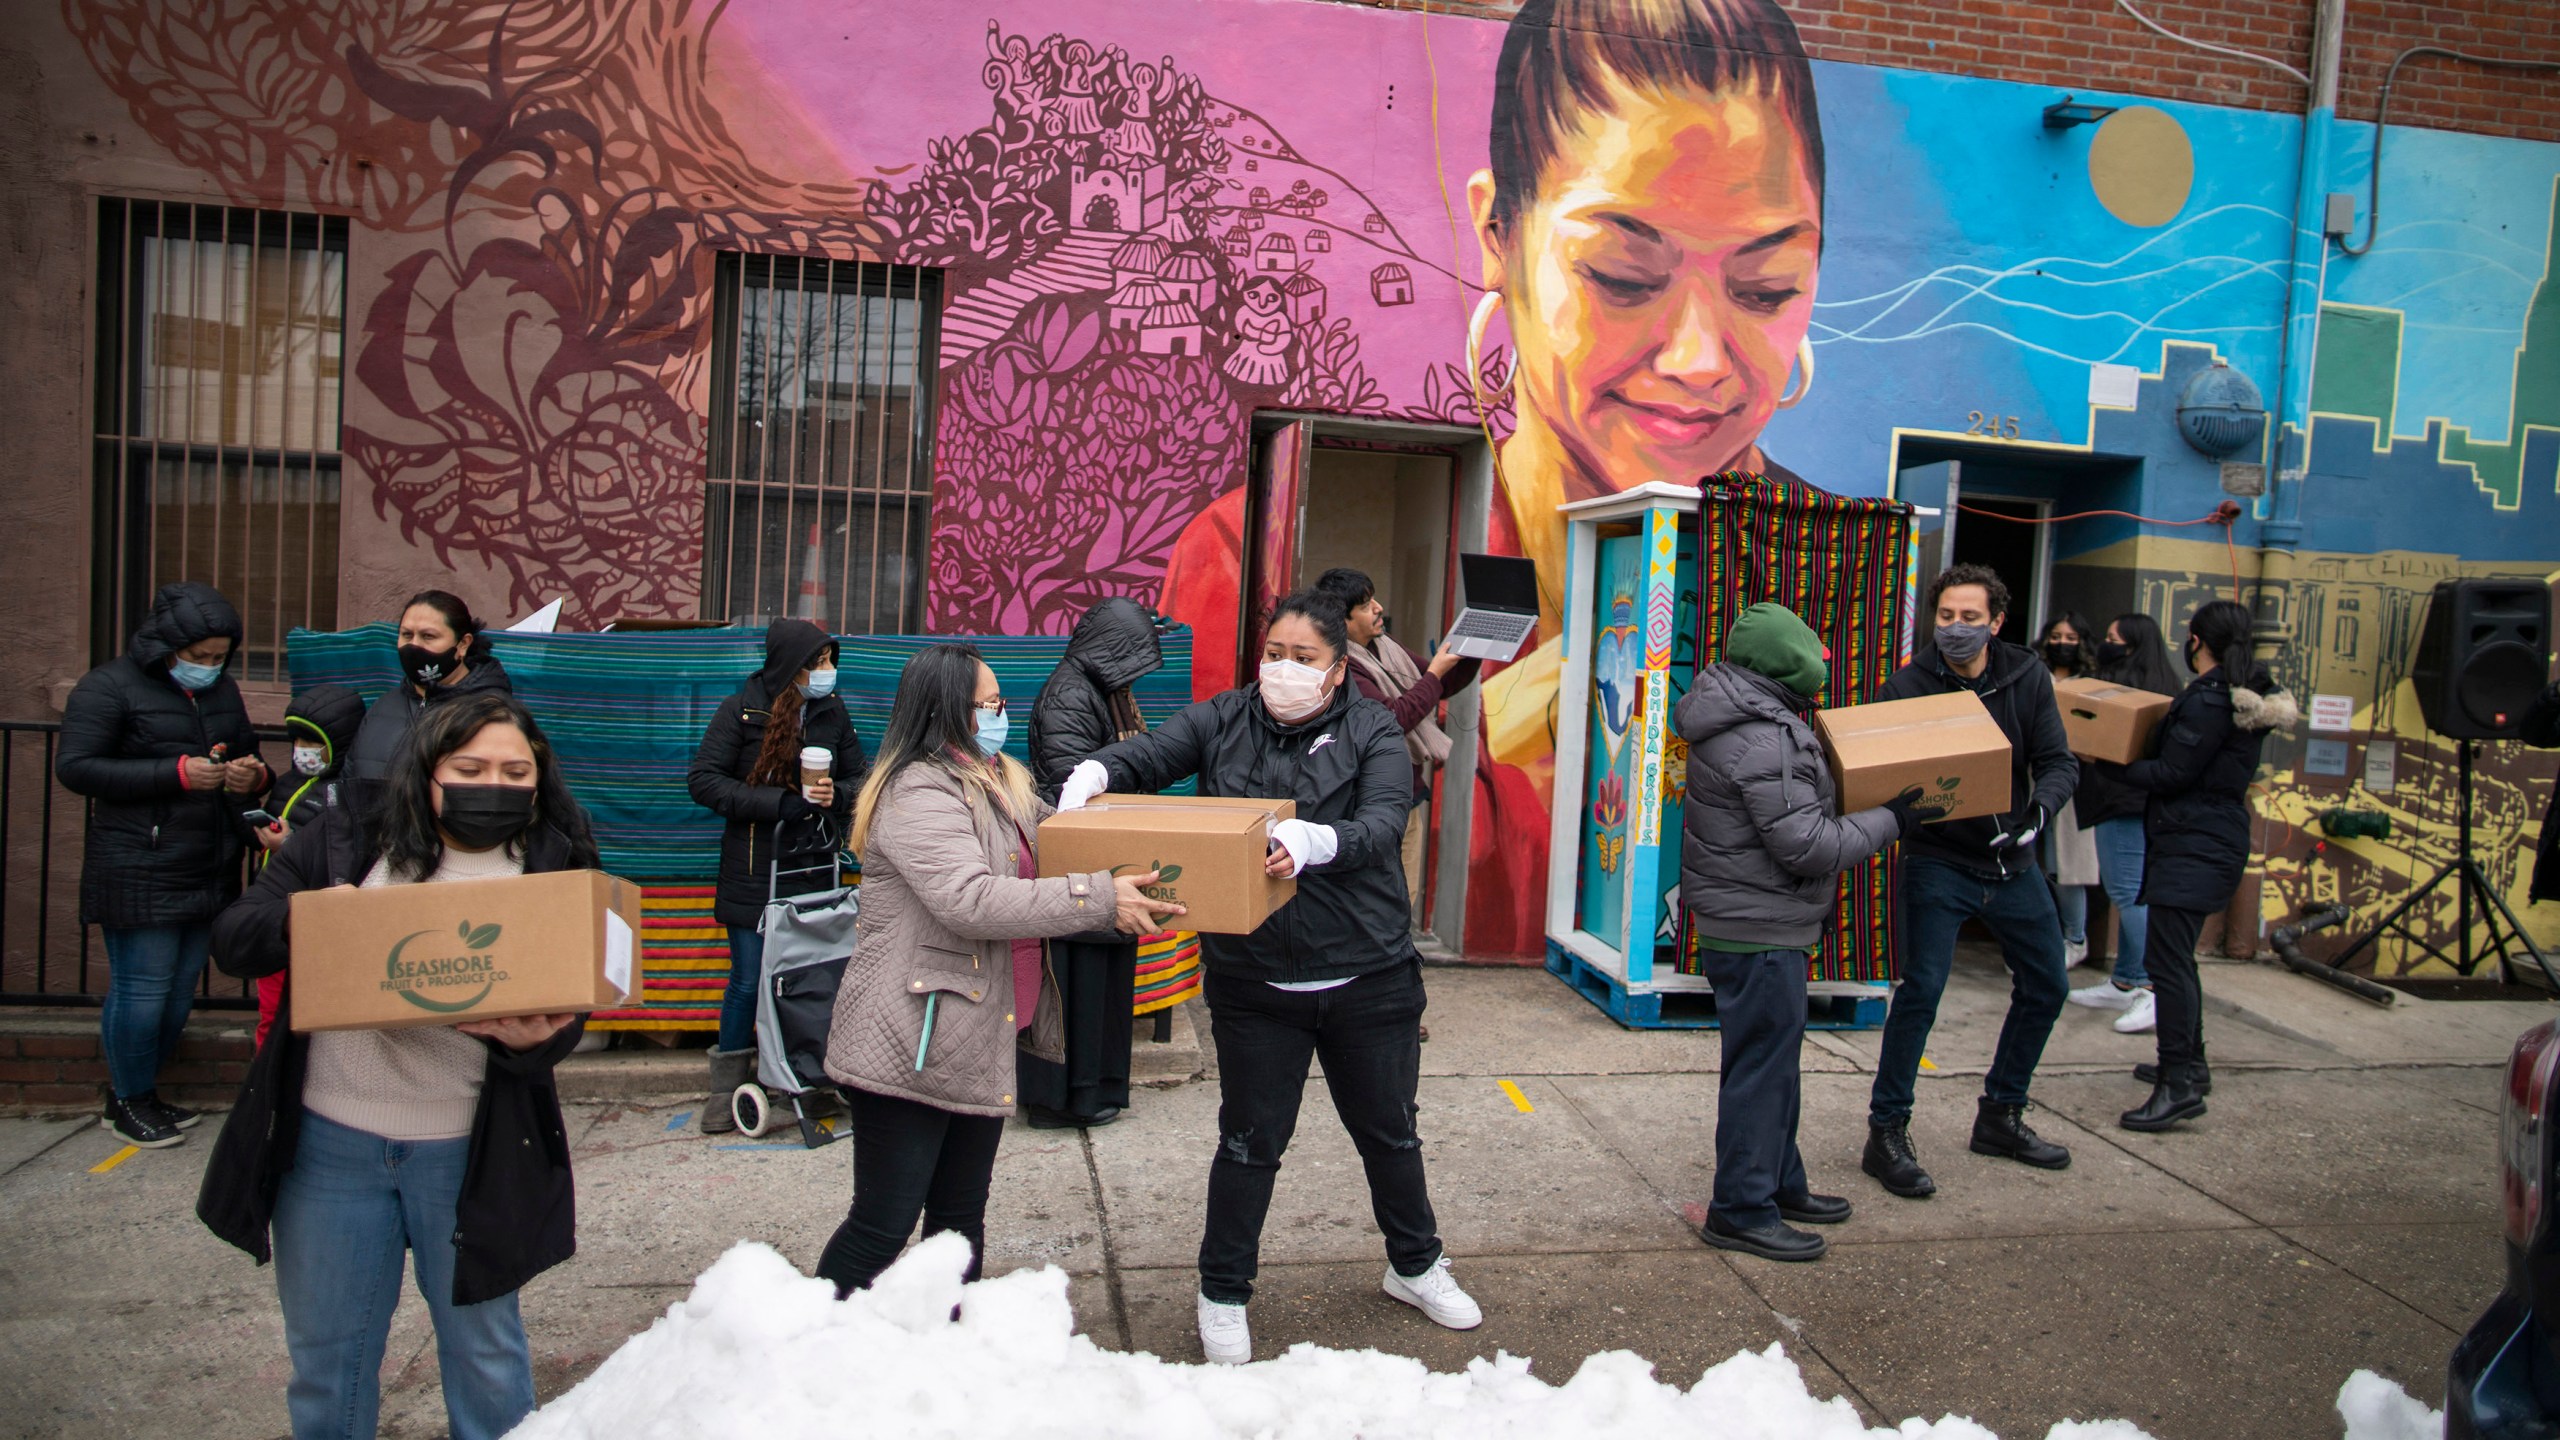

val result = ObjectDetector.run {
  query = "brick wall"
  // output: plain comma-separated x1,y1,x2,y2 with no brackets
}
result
0,1016,253,1115
1337,0,2560,144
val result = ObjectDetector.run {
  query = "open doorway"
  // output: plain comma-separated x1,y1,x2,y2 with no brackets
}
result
1895,439,2145,648
1241,414,1495,955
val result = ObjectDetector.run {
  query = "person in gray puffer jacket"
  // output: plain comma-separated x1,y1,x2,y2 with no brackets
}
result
1676,602,1939,1264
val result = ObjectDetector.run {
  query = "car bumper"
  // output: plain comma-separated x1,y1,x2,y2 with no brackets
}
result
2450,1290,2560,1439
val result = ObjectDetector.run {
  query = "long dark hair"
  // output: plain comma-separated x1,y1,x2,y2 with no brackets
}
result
849,644,1033,853
2103,613,2183,696
2188,599,2266,688
1269,588,1350,664
2038,611,2096,677
746,640,836,790
372,691,595,882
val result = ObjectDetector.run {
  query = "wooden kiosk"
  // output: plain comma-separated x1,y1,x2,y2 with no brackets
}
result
1541,476,1916,1030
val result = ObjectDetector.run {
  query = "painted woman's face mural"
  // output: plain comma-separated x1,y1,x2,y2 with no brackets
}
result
1473,79,1821,513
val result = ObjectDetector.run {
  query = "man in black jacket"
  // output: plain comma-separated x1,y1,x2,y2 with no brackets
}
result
1863,565,2080,1199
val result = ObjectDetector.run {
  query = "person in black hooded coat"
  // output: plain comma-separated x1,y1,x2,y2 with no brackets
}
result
56,581,270,1148
687,618,867,1132
1020,597,1166,1127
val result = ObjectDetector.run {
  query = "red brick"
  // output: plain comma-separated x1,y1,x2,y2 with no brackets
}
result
55,1060,110,1085
155,1061,221,1086
15,1084,97,1106
18,1036,98,1059
0,1060,60,1083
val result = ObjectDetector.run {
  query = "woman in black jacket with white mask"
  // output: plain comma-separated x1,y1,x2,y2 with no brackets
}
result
687,618,867,1132
1059,589,1481,1364
343,590,512,819
2094,600,2297,1132
199,691,593,1440
55,581,270,1148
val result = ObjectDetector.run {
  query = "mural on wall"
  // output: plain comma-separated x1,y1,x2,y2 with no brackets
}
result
57,0,2557,963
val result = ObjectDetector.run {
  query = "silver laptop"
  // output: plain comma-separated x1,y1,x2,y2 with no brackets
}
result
1442,553,1541,661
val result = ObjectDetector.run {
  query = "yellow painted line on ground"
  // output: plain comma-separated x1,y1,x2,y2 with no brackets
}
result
1497,1080,1535,1114
90,1145,138,1174
1919,1056,1938,1072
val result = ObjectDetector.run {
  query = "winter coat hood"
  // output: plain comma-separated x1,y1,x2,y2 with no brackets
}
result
754,619,836,699
130,582,245,671
1065,597,1163,692
284,684,367,763
1682,661,1807,743
1721,602,1828,702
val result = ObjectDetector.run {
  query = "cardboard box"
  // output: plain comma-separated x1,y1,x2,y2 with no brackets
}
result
290,870,641,1032
1812,691,2014,823
2054,677,2174,763
1037,794,1297,935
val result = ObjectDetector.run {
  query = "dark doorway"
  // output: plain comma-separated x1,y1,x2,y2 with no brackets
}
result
1896,440,2147,650
1951,497,2044,645
1082,194,1119,230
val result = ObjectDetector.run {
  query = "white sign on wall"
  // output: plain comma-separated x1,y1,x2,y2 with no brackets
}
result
2309,693,2354,734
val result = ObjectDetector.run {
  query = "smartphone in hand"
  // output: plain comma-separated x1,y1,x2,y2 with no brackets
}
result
240,808,280,829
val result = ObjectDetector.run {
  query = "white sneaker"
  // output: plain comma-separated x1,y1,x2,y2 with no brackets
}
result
1197,1292,1251,1364
2069,981,2137,1010
1382,1256,1483,1330
2064,938,2091,968
2114,990,2158,1034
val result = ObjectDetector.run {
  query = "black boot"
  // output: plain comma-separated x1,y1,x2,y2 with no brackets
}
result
2135,1041,2212,1096
1862,1122,1936,1198
1970,1099,2072,1169
1699,1210,1828,1262
1776,1191,1854,1225
2120,1064,2209,1131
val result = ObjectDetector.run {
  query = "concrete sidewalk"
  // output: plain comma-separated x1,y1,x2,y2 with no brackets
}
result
0,948,2543,1439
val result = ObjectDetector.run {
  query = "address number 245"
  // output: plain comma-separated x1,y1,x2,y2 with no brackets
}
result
1966,412,2023,439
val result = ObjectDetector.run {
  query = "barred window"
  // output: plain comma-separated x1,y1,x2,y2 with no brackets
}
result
704,254,941,633
92,199,346,678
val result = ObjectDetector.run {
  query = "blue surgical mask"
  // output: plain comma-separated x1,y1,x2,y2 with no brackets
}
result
169,659,224,691
799,666,837,700
975,709,1011,757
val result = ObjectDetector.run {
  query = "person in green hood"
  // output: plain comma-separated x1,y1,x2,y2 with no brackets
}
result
1673,602,1939,1263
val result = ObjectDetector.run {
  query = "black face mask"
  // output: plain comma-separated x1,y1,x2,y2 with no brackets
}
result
400,643,462,688
2095,640,2130,667
438,784,534,850
2042,641,2079,669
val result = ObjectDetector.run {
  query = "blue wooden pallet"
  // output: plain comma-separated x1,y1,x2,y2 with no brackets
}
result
1546,941,1888,1032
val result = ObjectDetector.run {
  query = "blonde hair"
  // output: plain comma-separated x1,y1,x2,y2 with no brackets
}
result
850,749,1037,855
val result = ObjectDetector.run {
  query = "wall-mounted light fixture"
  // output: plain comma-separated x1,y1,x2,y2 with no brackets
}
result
2042,95,2120,129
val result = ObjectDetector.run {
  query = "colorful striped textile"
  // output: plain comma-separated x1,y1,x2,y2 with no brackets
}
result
1678,473,1912,985
287,623,1199,880
1133,929,1203,1014
590,885,727,1032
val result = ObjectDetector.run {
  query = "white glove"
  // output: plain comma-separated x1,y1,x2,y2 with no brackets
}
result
1058,760,1109,811
1989,804,2047,852
1266,818,1338,877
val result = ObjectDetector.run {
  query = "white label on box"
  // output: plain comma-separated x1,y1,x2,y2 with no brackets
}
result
2089,362,2141,409
2309,693,2353,734
603,910,634,999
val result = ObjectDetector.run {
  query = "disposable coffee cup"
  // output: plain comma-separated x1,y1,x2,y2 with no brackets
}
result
800,746,832,800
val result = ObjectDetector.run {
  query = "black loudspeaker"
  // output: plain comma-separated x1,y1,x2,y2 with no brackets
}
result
2411,578,2552,739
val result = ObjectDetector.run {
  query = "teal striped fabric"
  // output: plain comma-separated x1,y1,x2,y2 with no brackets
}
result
287,623,1200,880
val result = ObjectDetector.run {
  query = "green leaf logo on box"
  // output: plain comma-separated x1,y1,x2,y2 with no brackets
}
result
380,917,507,1013
1926,775,1964,811
1111,860,1181,901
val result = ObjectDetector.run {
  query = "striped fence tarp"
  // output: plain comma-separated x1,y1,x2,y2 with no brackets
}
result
287,622,1203,1031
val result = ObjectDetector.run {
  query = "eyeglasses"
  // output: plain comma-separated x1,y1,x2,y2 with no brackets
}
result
973,697,1007,716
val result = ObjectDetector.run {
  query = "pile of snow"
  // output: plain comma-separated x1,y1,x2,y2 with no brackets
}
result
509,1238,2433,1440
2338,1370,2443,1440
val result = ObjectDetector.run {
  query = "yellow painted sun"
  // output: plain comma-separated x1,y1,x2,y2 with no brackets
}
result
2087,105,2194,228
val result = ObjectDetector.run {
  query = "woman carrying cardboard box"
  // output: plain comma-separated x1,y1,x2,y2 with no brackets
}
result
2064,614,2185,1034
816,645,1181,1298
1056,589,1485,1365
198,691,596,1440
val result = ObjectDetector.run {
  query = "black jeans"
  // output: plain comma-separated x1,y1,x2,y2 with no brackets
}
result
1017,937,1137,1118
1198,961,1441,1304
815,1088,1007,1297
1872,854,2071,1125
1696,945,1810,1230
2145,904,2211,1073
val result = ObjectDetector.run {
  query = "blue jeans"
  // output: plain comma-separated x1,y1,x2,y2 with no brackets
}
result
2091,817,2151,988
717,926,765,1051
1697,946,1810,1230
2056,883,2089,946
100,924,212,1099
271,1113,536,1440
1871,855,2071,1126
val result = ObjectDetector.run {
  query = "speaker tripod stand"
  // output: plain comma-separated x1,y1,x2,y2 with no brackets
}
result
2328,740,2558,989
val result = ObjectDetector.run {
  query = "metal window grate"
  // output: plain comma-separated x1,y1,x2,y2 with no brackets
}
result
92,199,347,680
704,253,941,635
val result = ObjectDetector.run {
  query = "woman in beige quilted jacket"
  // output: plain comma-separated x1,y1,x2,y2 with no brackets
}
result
817,644,1182,1296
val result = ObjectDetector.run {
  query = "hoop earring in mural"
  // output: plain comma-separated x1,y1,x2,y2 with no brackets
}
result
1466,290,1516,408
1776,338,1815,409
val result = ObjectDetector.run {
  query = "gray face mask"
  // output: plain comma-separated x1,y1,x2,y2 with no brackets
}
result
1936,622,1995,664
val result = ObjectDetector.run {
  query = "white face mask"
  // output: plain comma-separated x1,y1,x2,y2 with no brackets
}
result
1258,658,1334,723
292,745,328,776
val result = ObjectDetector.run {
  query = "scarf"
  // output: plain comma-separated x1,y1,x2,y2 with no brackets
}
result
1348,639,1451,771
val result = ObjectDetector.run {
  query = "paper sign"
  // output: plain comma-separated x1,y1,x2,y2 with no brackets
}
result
2089,363,2141,409
2363,739,2397,795
2305,738,2351,777
604,909,634,999
2309,694,2353,734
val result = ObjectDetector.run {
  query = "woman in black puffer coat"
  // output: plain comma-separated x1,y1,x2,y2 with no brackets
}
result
2097,600,2297,1133
1021,597,1165,1128
56,582,270,1148
687,618,867,1132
